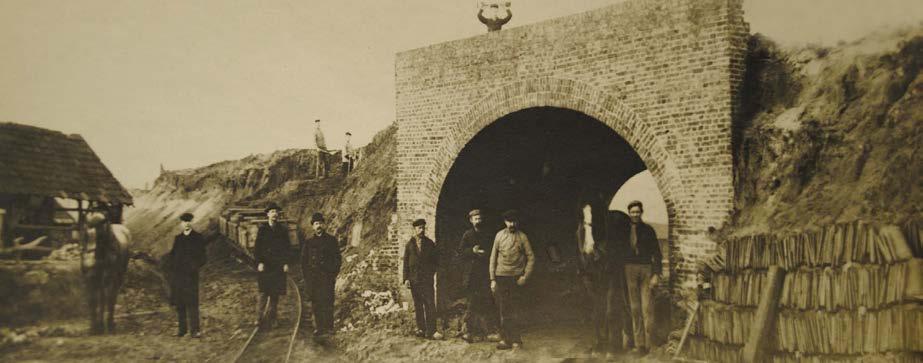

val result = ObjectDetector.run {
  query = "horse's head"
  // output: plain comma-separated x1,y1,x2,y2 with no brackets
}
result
82,212,112,263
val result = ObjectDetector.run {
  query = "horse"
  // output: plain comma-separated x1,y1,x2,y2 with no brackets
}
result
81,209,131,334
575,198,635,354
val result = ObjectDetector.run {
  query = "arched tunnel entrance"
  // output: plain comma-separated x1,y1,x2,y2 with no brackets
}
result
435,107,672,340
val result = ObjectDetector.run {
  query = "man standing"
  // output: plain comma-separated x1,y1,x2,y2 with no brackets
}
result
455,209,499,343
313,119,332,179
489,210,535,350
620,201,663,355
342,131,354,173
402,219,440,340
254,202,290,328
168,212,207,338
300,212,342,339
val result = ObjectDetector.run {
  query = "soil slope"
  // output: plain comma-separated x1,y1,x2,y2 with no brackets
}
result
732,27,923,235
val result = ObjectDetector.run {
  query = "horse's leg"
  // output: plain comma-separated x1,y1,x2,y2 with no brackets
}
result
87,288,97,334
108,272,125,333
98,279,108,334
106,284,116,333
88,276,102,334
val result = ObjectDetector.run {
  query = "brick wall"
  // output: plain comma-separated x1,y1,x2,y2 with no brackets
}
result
394,0,749,287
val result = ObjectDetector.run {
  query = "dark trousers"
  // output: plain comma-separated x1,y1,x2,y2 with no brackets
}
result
304,270,336,335
583,269,632,352
410,280,436,336
625,264,654,349
494,276,522,344
176,301,200,334
464,282,497,337
257,293,280,324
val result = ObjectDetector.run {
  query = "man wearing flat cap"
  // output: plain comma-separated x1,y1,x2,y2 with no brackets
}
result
489,209,535,350
254,202,290,328
402,218,441,340
455,209,499,343
168,212,207,338
300,212,342,339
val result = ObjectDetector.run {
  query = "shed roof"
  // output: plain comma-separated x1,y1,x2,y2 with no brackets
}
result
0,122,133,204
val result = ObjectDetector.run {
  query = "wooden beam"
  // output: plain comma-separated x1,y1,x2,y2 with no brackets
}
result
12,224,76,231
742,265,786,363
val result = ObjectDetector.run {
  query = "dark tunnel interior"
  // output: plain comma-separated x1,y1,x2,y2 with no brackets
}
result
435,107,656,325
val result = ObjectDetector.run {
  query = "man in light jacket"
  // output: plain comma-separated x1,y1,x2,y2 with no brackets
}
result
489,209,535,350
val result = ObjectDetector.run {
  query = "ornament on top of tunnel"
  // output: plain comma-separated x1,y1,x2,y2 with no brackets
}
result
477,1,512,32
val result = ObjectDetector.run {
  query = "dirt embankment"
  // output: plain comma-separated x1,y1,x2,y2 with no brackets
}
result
731,26,923,236
125,124,397,261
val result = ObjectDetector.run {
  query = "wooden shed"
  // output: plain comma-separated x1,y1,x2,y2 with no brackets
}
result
0,122,133,257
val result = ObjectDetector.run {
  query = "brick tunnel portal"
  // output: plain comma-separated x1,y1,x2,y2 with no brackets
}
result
435,107,670,330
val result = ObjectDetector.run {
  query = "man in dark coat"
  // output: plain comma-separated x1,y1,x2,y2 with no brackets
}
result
168,212,207,338
616,200,663,356
254,202,290,328
300,212,342,339
403,218,440,339
455,209,499,343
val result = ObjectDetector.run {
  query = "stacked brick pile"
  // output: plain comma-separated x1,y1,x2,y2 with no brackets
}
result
685,221,923,362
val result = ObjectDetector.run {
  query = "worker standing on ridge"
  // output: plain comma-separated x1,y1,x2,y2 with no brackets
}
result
314,119,329,178
343,131,354,173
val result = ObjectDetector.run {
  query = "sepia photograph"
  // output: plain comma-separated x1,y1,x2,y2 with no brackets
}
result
1,0,921,361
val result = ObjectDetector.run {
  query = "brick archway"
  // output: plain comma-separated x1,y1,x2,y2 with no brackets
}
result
422,77,685,277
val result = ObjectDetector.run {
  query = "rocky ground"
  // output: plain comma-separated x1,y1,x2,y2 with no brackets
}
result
1,237,674,362
0,240,253,362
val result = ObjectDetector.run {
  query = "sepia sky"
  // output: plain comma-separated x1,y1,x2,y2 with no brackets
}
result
1,0,922,190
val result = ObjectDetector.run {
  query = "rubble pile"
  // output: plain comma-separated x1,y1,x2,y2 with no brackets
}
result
46,243,81,261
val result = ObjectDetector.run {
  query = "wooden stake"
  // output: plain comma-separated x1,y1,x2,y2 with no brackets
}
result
742,265,785,363
672,300,700,361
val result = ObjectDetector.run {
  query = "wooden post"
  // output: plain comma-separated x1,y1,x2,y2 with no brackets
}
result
0,208,5,248
78,200,87,268
742,265,786,363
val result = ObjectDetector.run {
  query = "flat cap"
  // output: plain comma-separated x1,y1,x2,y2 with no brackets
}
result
310,212,325,223
179,212,194,222
502,209,519,222
468,209,482,218
412,219,426,227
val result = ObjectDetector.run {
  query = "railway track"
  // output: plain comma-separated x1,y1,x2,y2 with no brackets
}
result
231,274,303,363
221,236,304,363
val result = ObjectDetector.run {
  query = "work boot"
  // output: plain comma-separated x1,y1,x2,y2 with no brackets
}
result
496,341,512,350
414,329,425,338
432,332,444,340
511,342,521,350
175,331,187,338
190,331,202,339
486,333,501,342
